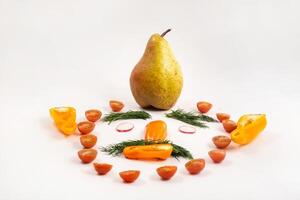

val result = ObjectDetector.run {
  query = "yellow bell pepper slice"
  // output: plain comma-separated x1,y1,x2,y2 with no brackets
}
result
49,107,77,135
231,114,267,145
123,144,173,160
145,120,167,141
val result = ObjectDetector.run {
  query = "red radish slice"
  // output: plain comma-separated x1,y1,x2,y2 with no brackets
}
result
179,125,196,134
116,122,134,132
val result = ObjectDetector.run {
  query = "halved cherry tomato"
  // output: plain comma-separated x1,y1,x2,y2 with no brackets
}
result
208,149,226,163
93,163,112,175
216,113,230,122
222,119,237,133
185,159,205,175
85,109,102,122
77,121,95,135
119,170,140,183
78,149,97,163
197,101,212,113
156,166,177,180
80,134,97,148
109,100,124,112
212,135,231,149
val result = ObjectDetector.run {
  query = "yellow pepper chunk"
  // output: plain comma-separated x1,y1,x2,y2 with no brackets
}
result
123,144,173,160
145,120,167,141
231,114,267,145
49,107,77,135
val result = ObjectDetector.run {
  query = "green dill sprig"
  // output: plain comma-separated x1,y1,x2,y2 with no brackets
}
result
101,139,193,160
103,110,151,124
165,109,218,128
197,114,219,122
171,143,194,160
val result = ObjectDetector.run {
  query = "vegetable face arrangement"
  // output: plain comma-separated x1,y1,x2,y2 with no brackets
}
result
48,29,268,184
49,101,267,183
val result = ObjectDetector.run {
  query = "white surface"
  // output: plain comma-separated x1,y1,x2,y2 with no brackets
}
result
1,0,300,199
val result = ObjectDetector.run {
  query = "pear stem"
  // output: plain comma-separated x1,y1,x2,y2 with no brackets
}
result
160,29,171,37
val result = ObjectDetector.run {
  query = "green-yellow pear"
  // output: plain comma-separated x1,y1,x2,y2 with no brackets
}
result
130,29,183,110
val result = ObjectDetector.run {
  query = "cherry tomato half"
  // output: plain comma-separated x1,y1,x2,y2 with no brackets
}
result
109,100,124,112
119,170,140,183
85,109,102,122
197,101,212,113
77,121,95,135
156,166,177,180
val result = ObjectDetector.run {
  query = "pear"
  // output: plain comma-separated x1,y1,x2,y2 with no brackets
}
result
130,29,183,110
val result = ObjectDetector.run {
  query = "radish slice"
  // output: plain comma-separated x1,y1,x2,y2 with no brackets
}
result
116,122,134,132
179,125,196,134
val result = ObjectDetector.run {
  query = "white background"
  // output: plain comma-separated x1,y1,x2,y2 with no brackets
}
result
1,0,300,199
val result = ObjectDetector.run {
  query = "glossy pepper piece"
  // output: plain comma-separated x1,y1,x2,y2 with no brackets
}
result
145,120,167,141
49,107,77,135
231,114,267,145
123,144,173,160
